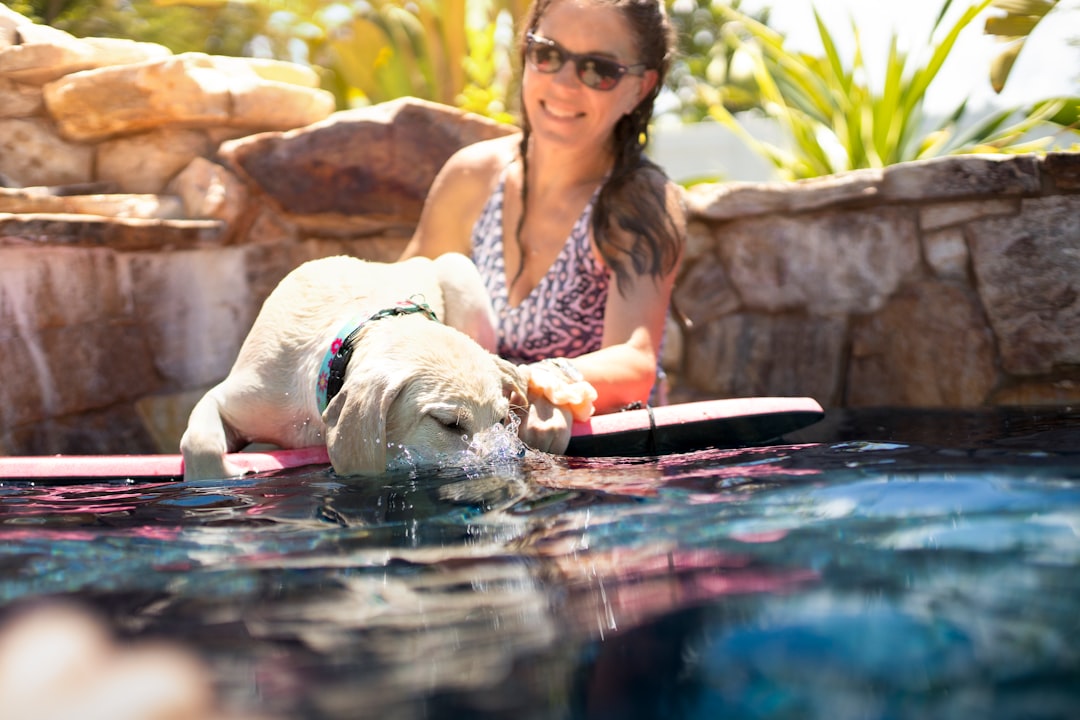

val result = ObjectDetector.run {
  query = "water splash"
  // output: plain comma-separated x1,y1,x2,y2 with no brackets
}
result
466,413,528,463
385,415,529,475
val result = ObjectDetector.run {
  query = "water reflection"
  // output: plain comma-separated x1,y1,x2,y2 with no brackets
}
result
2,408,1080,718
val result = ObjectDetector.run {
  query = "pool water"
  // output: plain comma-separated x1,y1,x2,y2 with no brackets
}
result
2,407,1079,719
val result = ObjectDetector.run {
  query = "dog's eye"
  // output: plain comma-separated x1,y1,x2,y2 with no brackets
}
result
429,410,464,433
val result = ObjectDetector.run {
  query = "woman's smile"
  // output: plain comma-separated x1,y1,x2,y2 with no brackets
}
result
539,99,585,121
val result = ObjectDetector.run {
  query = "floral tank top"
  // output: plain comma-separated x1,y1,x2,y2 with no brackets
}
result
471,171,610,365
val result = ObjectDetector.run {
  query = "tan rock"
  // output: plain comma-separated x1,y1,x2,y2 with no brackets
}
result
882,154,1040,201
96,128,213,194
919,198,1018,232
42,52,333,142
81,37,172,67
0,245,127,331
685,168,882,221
168,157,248,228
123,248,257,387
211,56,321,88
0,22,170,84
244,206,298,246
0,213,224,251
719,206,921,315
206,126,257,146
923,228,970,280
673,254,741,326
0,117,93,187
136,388,210,454
37,318,161,416
0,334,41,428
0,6,32,49
3,405,158,455
227,72,336,132
970,194,1080,375
992,377,1080,405
683,312,847,403
0,77,42,117
0,187,183,218
0,23,91,84
0,246,161,422
848,281,998,406
1043,152,1080,191
43,53,232,141
219,97,517,223
682,220,715,265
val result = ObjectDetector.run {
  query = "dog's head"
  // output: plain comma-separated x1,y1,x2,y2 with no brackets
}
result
322,316,528,476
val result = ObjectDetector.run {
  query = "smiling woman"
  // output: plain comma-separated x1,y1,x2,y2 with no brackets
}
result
400,0,686,456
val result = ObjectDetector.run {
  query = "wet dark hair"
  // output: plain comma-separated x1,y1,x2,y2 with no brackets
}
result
516,0,683,294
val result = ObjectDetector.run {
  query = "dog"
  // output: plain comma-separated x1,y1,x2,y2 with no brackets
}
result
180,253,528,481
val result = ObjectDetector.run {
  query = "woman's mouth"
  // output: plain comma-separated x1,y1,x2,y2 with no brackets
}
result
541,101,584,121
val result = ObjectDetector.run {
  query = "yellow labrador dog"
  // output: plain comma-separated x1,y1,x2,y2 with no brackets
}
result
180,254,527,480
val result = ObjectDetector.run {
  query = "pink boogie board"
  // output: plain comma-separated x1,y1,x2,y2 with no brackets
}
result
0,397,824,482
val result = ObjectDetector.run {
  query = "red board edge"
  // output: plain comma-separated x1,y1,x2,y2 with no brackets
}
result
0,397,824,480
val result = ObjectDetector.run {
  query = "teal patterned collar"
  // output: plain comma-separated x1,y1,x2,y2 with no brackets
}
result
316,298,439,413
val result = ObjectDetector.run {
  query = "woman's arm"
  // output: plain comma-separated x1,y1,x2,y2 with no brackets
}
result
400,136,517,261
560,177,686,413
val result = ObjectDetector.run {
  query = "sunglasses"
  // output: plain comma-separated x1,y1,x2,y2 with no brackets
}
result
525,32,646,91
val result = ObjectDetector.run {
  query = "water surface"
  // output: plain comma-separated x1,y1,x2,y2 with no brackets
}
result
2,407,1079,719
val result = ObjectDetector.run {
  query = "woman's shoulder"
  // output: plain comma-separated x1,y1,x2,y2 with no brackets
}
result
441,133,522,181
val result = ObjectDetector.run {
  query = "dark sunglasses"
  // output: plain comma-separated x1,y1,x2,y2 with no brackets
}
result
525,32,646,91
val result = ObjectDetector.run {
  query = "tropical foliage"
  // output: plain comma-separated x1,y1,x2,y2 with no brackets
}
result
666,0,771,120
8,0,267,56
315,0,524,119
983,0,1064,92
10,0,1078,180
704,0,1079,180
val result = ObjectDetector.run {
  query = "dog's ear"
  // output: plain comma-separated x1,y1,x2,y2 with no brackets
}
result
322,366,403,476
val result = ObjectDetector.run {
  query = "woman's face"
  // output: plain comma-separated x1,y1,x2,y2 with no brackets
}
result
522,0,657,154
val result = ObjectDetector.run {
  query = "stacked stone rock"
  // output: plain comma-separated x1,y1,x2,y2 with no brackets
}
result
0,4,333,199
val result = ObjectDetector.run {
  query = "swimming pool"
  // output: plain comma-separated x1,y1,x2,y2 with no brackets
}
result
2,406,1079,719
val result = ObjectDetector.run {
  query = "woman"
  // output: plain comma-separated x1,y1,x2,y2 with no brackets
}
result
400,0,686,453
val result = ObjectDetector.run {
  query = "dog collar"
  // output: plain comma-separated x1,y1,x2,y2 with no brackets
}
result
316,298,439,413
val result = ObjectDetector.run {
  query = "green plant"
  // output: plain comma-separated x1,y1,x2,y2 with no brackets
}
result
10,0,267,56
317,0,523,116
707,0,1079,180
665,0,770,121
983,0,1065,92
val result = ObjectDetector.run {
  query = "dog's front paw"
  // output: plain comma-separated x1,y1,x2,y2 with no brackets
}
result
180,431,243,482
181,453,246,482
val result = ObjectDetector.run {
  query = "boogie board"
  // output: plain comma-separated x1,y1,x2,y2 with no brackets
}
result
0,397,823,482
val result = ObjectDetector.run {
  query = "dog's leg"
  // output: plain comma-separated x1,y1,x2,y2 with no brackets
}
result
433,252,498,353
179,384,248,481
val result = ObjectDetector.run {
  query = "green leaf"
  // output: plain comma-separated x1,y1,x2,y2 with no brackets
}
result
990,40,1024,93
985,14,1041,36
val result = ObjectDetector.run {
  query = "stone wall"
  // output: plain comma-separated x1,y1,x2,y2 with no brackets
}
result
671,154,1080,408
1,6,1078,455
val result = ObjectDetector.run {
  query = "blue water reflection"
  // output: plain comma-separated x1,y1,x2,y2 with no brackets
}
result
1,408,1079,719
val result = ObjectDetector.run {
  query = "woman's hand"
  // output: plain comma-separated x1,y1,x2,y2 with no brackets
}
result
518,391,574,454
526,359,597,422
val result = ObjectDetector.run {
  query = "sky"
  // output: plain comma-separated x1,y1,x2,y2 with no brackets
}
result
737,0,1080,115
